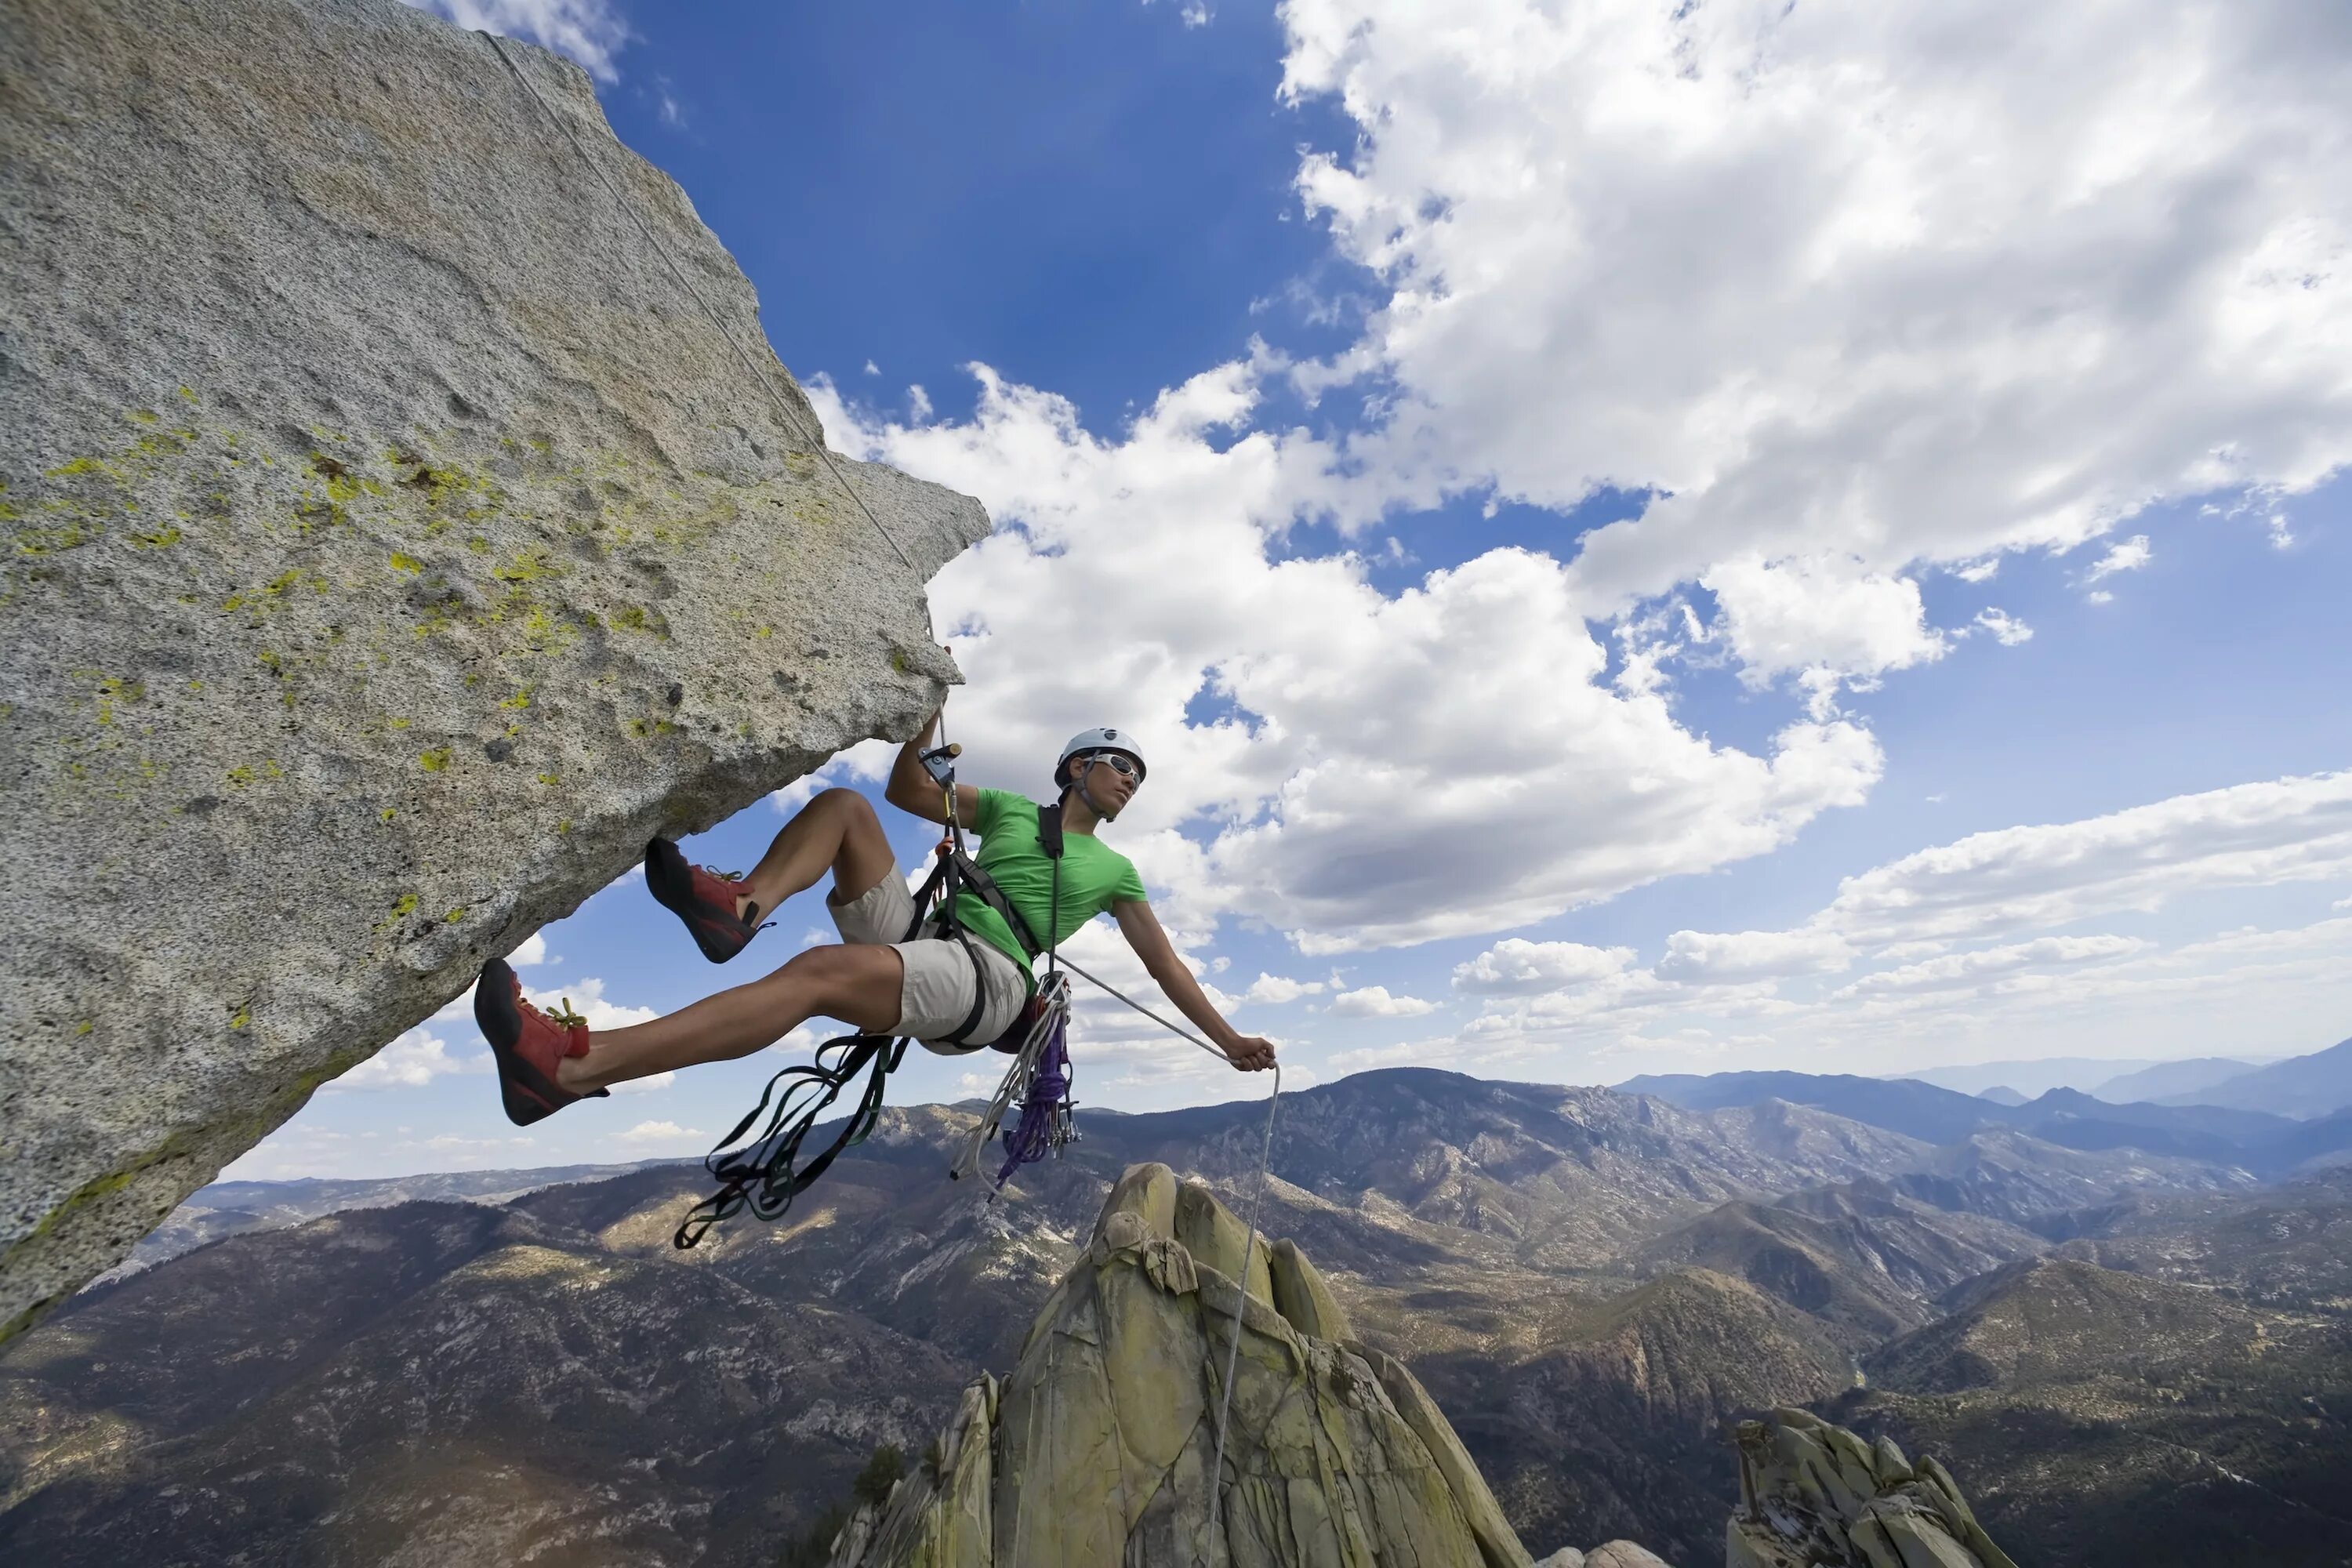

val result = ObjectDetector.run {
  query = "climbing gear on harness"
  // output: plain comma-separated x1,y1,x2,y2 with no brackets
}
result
993,989,1076,1181
644,838,768,964
949,801,1081,1195
948,969,1077,1192
474,956,608,1127
484,32,915,575
1054,726,1146,786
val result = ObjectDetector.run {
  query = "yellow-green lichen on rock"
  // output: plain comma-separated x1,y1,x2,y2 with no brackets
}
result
826,1166,1535,1568
0,0,989,1342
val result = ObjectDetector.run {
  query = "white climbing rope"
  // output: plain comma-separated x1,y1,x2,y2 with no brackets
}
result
1053,953,1281,1562
483,33,916,572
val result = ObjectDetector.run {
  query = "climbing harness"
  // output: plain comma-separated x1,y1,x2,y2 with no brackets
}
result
672,724,1047,1247
484,32,914,573
947,742,1082,1196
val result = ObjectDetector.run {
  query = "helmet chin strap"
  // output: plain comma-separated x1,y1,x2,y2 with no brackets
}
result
1063,758,1121,822
1076,773,1119,822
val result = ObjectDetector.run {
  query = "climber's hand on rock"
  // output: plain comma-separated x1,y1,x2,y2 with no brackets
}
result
1223,1035,1276,1073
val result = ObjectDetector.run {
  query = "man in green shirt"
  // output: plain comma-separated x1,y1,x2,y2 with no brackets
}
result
474,712,1276,1124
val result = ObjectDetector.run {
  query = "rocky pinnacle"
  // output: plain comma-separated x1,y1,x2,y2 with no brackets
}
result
826,1163,1541,1568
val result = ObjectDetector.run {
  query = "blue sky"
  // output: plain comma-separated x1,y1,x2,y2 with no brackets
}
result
231,0,2352,1179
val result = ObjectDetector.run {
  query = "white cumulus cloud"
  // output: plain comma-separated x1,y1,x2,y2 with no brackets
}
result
1279,0,2352,652
406,0,633,82
2084,534,2154,583
814,370,1884,955
1655,929,1854,985
329,1028,487,1091
1328,985,1439,1018
1970,609,2034,647
1450,775,2352,1070
1701,554,1949,700
1454,938,1636,996
1831,934,2154,999
1243,972,1327,1004
611,1071,677,1094
1818,770,2352,945
618,1120,706,1148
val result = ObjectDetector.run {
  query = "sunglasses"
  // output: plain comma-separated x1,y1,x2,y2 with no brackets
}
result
1088,753,1142,779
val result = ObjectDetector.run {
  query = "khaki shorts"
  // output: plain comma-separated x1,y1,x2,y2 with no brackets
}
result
830,871,1029,1054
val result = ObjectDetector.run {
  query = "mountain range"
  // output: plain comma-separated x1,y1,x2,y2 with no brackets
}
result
1898,1054,2271,1102
6,1066,2350,1566
2150,1036,2352,1119
1889,1036,2352,1122
1619,1065,2352,1174
95,1161,673,1282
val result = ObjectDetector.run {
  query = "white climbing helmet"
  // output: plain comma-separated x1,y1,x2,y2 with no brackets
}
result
1055,726,1147,787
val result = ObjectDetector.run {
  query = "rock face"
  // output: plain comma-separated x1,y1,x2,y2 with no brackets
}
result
826,1163,1537,1567
0,0,987,1341
1726,1408,2017,1568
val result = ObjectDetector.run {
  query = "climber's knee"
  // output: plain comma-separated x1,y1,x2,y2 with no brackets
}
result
774,942,903,1035
813,788,897,902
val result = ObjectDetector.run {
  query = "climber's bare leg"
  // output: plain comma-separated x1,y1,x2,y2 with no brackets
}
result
729,786,899,924
557,943,905,1093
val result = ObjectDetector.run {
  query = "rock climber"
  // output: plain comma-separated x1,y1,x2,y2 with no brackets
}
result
474,714,1278,1125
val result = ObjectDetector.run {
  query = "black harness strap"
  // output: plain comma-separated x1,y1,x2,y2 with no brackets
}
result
956,804,1061,933
908,846,994,1047
1035,800,1065,972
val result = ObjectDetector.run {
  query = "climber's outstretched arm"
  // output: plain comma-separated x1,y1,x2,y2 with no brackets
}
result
882,706,979,828
1112,900,1276,1072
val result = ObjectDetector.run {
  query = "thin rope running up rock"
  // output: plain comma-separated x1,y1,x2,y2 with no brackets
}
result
484,32,915,572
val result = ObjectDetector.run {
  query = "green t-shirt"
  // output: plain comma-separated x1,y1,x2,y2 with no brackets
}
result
952,787,1147,985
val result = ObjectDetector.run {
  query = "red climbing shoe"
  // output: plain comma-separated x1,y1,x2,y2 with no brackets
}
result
644,837,762,963
474,956,605,1127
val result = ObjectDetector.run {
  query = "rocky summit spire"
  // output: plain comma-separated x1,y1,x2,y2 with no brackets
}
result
826,1163,1537,1567
1726,1407,2018,1568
